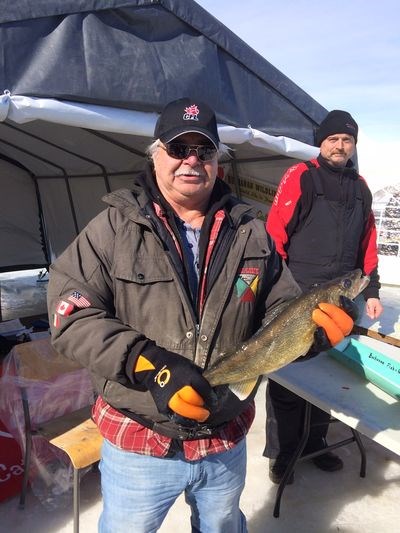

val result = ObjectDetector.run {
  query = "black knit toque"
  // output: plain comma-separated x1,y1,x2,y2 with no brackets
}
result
315,110,358,146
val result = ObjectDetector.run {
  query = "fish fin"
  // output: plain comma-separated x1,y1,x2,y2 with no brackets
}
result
228,378,259,401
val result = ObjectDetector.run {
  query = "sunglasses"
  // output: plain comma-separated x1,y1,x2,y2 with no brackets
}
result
161,142,218,162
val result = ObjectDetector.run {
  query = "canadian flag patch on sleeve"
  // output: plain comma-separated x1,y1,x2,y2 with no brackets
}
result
56,300,74,316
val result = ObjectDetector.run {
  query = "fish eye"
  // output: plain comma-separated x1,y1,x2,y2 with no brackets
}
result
342,278,352,289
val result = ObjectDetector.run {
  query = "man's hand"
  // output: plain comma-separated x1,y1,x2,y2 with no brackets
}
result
365,298,383,320
312,296,358,347
132,344,215,422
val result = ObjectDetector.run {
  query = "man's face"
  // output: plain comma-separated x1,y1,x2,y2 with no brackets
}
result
320,133,356,167
153,132,218,207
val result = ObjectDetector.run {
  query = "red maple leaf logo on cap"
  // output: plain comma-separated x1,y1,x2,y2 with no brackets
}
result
183,105,200,120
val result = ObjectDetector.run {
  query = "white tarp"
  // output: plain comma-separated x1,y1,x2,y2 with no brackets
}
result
1,93,319,160
0,92,319,270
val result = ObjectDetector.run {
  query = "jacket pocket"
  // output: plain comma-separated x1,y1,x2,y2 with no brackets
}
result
241,237,269,261
112,255,174,284
111,255,186,345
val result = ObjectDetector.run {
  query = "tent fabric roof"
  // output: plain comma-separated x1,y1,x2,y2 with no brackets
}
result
0,0,325,272
0,0,326,143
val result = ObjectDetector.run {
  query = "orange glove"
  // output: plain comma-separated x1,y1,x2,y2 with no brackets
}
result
168,385,209,422
312,302,354,347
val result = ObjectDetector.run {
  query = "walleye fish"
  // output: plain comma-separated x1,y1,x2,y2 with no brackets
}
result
203,269,369,399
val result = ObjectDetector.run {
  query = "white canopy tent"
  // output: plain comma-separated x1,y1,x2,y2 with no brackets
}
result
0,0,331,280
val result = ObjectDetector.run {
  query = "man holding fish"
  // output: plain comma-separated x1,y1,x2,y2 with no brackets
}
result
48,98,357,532
264,110,383,485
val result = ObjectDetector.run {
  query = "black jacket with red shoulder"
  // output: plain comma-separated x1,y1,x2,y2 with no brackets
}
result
266,155,380,299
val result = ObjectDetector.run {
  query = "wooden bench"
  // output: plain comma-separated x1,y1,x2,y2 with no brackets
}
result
37,406,103,533
6,339,100,533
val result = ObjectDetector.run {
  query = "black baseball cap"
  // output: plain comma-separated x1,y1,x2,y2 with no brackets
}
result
154,97,220,148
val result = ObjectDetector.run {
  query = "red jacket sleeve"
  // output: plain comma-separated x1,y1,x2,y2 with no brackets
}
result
357,175,379,276
360,210,379,276
266,162,307,259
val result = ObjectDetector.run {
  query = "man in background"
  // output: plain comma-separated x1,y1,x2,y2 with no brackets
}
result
264,110,383,484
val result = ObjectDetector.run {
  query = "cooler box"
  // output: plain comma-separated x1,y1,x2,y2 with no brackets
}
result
328,337,400,400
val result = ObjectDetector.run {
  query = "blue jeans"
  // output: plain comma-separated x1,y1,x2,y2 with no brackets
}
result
98,438,248,533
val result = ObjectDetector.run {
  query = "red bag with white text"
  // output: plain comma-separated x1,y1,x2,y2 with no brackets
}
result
0,417,23,502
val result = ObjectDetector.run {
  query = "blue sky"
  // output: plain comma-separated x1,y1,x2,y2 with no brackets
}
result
196,0,400,186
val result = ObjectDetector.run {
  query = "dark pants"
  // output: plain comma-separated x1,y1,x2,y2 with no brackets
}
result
263,378,331,459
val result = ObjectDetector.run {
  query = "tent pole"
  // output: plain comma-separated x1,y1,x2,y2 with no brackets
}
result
229,153,242,200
